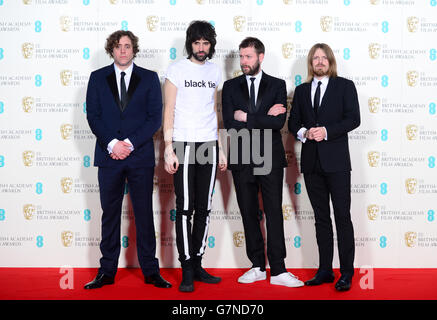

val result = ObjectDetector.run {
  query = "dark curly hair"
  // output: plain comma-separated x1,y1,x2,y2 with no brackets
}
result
105,30,139,58
185,20,216,59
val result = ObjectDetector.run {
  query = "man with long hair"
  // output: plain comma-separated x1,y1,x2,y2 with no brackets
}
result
163,20,227,292
288,43,360,291
84,30,171,289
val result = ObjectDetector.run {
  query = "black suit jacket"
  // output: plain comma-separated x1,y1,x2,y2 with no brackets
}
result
222,72,287,171
288,76,360,173
86,63,162,168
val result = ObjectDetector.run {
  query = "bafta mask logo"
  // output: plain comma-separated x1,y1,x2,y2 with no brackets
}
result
404,231,417,248
23,204,36,220
233,231,245,247
405,178,417,194
22,0,32,4
109,0,118,4
196,0,205,3
407,16,419,33
233,70,243,78
282,204,293,221
282,43,295,59
22,97,35,113
146,16,159,32
61,231,74,247
22,150,35,167
406,124,418,141
367,151,380,167
60,123,73,140
368,43,381,59
287,96,293,111
369,0,380,4
367,204,379,221
60,70,72,86
22,42,34,59
233,16,246,32
283,0,293,4
285,150,294,166
60,16,72,32
61,177,73,194
368,97,380,113
406,71,419,87
153,175,159,193
320,16,333,32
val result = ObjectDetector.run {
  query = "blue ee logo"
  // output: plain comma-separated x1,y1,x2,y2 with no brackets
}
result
208,236,215,248
294,236,301,248
122,236,129,248
379,236,387,248
84,209,91,221
169,209,176,221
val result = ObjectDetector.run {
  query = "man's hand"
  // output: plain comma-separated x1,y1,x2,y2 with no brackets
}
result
267,104,286,116
111,140,132,160
218,149,227,171
308,127,327,142
164,145,179,174
234,110,247,122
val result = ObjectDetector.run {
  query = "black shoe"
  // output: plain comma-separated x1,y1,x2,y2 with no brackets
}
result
194,267,221,284
145,273,172,288
304,270,335,286
335,274,352,291
179,268,194,292
84,274,114,289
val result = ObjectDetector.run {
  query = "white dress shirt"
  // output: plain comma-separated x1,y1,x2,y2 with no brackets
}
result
297,76,329,143
107,63,134,154
245,70,263,106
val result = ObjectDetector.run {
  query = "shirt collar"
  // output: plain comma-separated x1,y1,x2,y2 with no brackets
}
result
312,76,329,87
246,70,263,82
114,62,134,77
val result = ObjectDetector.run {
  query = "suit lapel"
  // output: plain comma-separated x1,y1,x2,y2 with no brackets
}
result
304,82,315,118
106,68,122,111
318,77,335,117
254,73,267,113
125,65,140,111
239,75,250,111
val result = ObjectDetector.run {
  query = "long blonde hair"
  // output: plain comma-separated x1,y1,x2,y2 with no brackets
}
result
306,43,337,82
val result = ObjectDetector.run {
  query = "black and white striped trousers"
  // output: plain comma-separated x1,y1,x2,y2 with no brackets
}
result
173,140,218,267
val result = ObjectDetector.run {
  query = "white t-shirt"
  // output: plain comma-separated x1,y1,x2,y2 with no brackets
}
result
166,58,221,142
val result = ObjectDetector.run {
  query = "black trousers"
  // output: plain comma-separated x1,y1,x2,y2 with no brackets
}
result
173,141,218,268
232,166,286,276
303,157,355,276
98,165,159,278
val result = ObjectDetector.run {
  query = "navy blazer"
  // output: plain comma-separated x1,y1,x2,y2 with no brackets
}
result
222,72,288,170
288,76,360,173
86,63,162,168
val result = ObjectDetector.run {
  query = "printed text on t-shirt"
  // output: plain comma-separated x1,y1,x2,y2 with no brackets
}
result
184,80,216,88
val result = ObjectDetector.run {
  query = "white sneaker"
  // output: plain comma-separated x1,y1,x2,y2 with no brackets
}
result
238,267,267,284
270,272,304,287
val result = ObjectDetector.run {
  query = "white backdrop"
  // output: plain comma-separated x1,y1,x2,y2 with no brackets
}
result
0,0,436,269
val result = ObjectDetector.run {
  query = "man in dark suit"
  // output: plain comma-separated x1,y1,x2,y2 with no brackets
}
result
222,37,303,288
84,30,171,289
288,43,360,291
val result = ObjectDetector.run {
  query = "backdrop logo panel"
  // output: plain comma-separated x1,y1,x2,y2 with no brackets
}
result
0,1,435,268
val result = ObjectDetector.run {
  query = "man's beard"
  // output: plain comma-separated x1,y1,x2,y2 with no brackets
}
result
192,51,208,62
241,60,260,75
314,65,328,77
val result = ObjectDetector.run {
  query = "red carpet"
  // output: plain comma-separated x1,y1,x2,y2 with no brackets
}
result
1,268,436,300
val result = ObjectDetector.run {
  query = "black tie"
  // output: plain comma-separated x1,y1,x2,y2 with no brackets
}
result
120,71,127,111
314,81,322,116
249,77,256,113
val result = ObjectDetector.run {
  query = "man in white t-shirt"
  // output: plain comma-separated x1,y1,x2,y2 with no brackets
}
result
163,20,227,292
